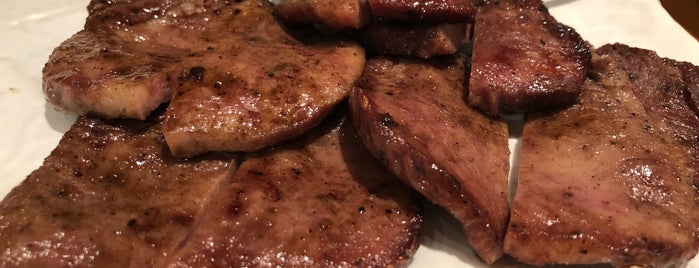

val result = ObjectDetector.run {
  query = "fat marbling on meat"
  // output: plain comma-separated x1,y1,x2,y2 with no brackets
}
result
468,0,590,116
171,111,422,267
0,114,236,267
350,57,510,264
506,44,699,267
43,0,366,158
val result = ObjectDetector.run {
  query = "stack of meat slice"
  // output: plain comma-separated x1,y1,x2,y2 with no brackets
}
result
6,0,699,267
275,0,475,58
0,110,422,267
43,0,366,157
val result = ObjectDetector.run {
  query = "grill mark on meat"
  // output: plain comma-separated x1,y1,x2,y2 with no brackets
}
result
506,44,699,267
467,0,590,116
350,56,509,263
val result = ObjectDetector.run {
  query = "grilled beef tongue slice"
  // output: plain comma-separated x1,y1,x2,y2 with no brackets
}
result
506,44,699,267
350,56,510,264
468,0,590,116
161,0,365,158
0,114,236,267
171,111,422,267
43,0,365,158
360,23,472,59
274,0,371,30
367,0,479,24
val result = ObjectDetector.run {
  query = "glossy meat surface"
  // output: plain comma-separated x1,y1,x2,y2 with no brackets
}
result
0,115,235,267
350,57,509,263
360,23,471,58
468,0,590,116
160,0,365,157
43,0,365,158
506,44,699,267
171,112,422,267
368,0,479,24
274,0,371,30
42,30,177,120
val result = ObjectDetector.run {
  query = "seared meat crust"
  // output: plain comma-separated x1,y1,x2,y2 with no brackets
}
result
506,44,699,267
350,57,509,264
43,0,365,158
0,114,235,267
274,0,371,30
171,112,422,267
161,0,365,157
468,0,590,116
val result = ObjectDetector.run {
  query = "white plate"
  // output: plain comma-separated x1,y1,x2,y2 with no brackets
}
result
0,0,697,267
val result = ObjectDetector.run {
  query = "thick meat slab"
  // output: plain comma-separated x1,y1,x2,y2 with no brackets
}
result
468,0,590,116
506,44,699,267
274,0,371,30
350,57,509,263
171,113,422,267
0,115,235,267
368,0,479,24
161,0,365,157
360,23,471,58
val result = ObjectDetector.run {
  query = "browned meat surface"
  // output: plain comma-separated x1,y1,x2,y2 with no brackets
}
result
274,0,371,30
171,112,422,267
350,57,509,263
0,115,235,267
468,0,590,116
43,0,365,157
506,44,699,267
360,23,471,58
368,0,479,24
160,0,365,157
42,30,177,120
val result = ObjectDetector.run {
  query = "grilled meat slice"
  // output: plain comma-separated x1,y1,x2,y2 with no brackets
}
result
368,0,479,24
274,0,371,30
506,44,699,267
42,0,202,120
171,112,422,267
468,0,590,116
43,0,365,158
161,0,365,158
0,115,235,267
360,23,471,58
42,30,177,120
350,57,510,264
